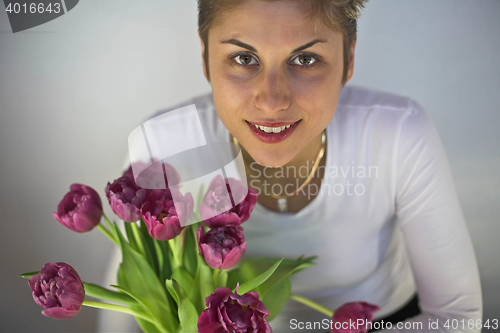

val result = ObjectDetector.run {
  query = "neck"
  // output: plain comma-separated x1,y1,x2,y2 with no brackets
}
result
232,130,326,183
230,130,327,213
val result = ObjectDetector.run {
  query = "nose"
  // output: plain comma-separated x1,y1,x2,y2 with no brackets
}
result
254,67,291,114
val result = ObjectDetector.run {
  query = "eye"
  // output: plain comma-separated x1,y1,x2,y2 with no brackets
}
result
231,52,259,66
291,53,319,67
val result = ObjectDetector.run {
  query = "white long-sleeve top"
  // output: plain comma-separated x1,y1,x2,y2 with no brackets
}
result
99,85,482,333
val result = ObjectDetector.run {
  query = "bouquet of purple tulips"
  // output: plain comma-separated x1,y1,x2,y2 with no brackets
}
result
21,164,380,333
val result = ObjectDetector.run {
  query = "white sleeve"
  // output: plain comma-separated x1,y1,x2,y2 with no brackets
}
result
379,100,482,332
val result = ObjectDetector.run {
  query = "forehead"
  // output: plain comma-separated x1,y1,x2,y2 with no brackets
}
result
209,0,338,47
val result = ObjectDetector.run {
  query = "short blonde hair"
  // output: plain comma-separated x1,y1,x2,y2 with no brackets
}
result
197,0,368,85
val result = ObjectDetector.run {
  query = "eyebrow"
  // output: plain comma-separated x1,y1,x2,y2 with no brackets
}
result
220,38,326,54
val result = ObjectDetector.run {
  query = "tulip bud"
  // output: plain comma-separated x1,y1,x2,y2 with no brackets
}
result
53,184,102,233
105,175,150,222
197,225,246,269
28,262,85,319
197,285,272,333
330,301,380,333
140,189,194,241
200,175,257,228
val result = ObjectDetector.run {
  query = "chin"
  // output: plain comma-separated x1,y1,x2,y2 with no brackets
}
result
248,150,294,168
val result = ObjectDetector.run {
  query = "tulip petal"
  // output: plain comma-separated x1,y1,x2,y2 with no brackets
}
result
200,176,257,227
197,287,271,333
72,212,97,233
220,242,246,269
42,307,80,319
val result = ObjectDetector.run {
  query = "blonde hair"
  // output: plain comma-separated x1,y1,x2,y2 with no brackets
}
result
197,0,368,85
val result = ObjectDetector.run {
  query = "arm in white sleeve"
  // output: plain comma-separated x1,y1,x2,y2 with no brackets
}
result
379,100,482,332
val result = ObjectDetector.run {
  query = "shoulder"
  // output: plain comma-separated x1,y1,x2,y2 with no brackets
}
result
145,92,227,143
335,85,430,132
338,85,411,111
148,92,215,121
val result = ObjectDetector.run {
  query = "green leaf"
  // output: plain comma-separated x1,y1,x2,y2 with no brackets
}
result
83,282,134,304
179,299,199,333
226,267,240,290
117,264,162,333
236,256,316,296
110,285,157,321
109,221,125,251
173,232,184,268
236,258,283,295
124,222,140,253
171,266,196,305
130,222,156,270
139,219,160,275
135,315,164,332
216,269,228,289
115,226,178,332
165,238,176,272
261,277,291,321
178,295,199,332
182,224,198,277
165,279,180,305
196,184,205,217
171,279,199,333
194,254,214,312
20,271,39,279
154,240,171,283
81,299,158,325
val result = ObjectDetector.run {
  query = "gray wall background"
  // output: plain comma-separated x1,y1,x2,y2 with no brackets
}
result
0,0,498,332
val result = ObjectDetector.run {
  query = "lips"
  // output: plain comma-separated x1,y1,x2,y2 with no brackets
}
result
250,123,292,134
246,120,301,143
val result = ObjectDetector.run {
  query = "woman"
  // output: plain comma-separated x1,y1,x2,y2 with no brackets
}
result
193,0,482,332
101,0,482,332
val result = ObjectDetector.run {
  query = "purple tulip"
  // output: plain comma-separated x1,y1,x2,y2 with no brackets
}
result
28,262,85,319
197,285,272,333
53,184,102,233
330,301,380,333
124,162,181,189
197,225,246,270
105,174,150,222
200,175,258,228
140,189,194,241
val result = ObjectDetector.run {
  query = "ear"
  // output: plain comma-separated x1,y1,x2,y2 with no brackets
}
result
198,30,209,82
345,40,356,83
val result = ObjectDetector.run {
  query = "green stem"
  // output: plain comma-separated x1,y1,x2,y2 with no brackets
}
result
83,283,133,304
131,223,146,254
102,212,113,229
154,240,166,281
82,300,157,325
168,238,181,269
97,223,119,246
290,293,334,317
213,269,220,287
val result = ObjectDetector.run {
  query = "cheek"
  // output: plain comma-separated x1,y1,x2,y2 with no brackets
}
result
211,67,256,116
290,71,340,117
215,62,258,92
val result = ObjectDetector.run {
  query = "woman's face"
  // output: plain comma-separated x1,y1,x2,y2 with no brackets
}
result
201,0,355,167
